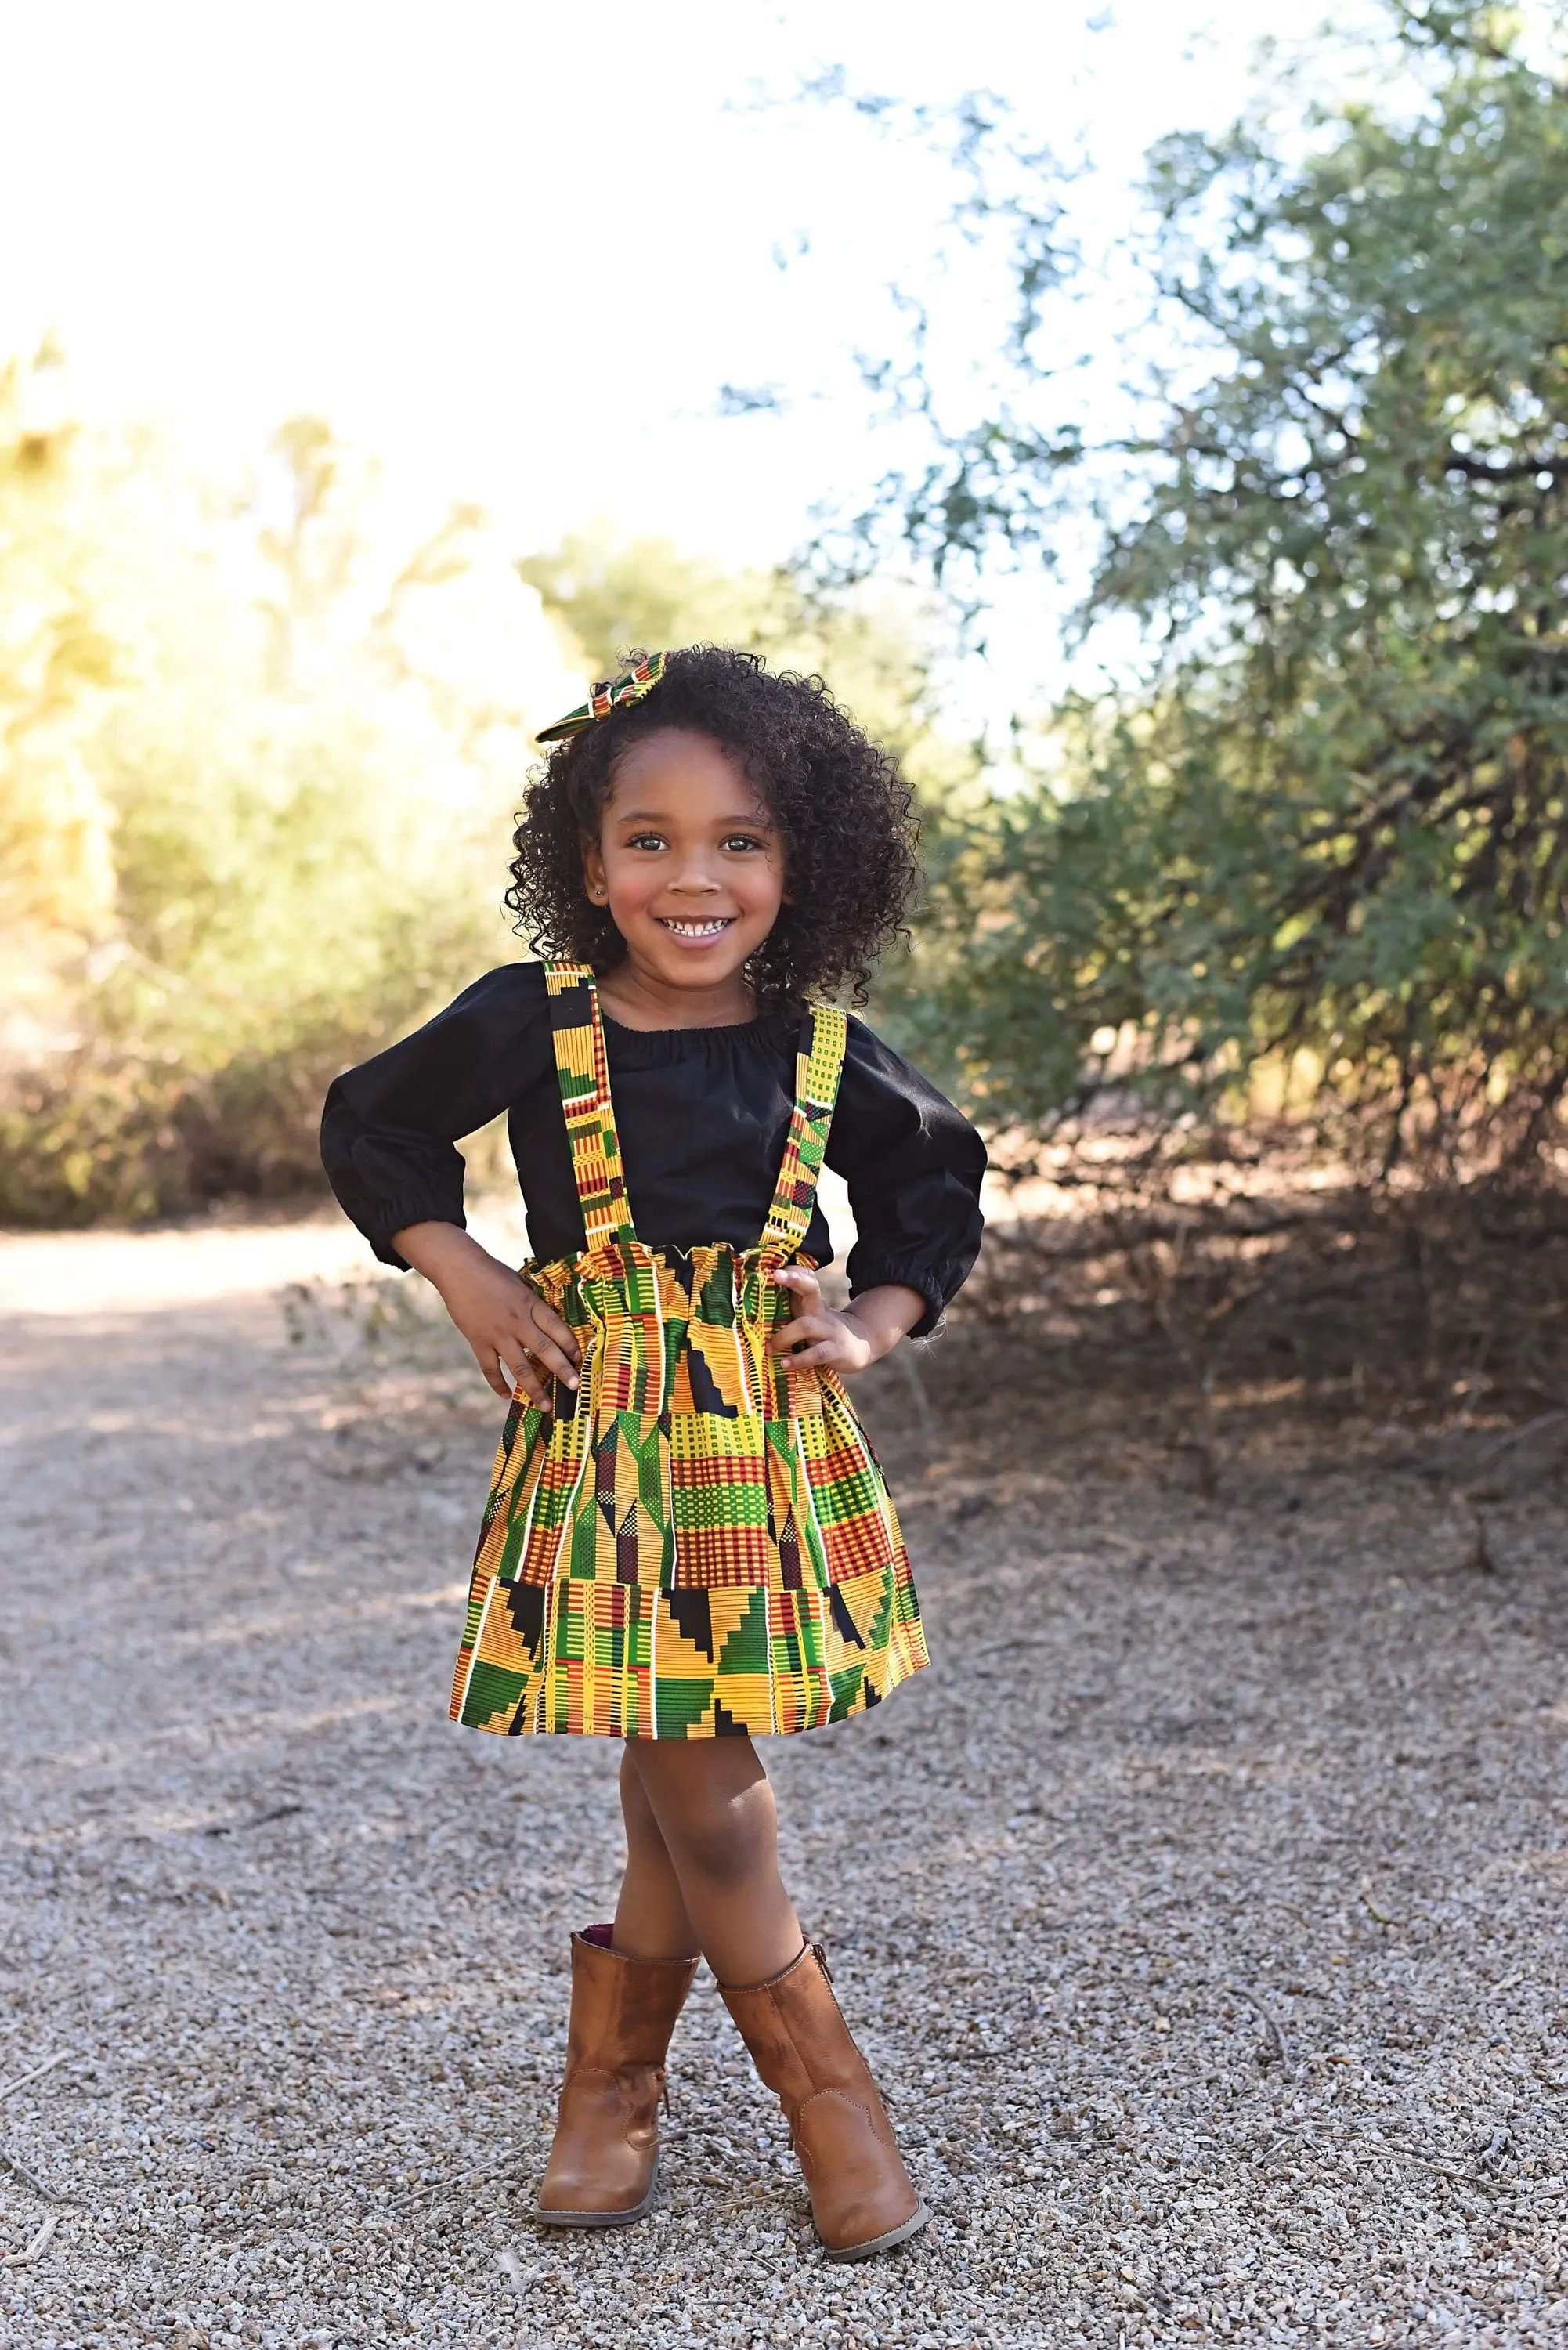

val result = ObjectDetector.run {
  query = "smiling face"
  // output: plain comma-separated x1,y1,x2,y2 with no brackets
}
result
581,728,787,1020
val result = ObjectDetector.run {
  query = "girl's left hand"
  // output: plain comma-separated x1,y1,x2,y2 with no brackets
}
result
768,1267,925,1376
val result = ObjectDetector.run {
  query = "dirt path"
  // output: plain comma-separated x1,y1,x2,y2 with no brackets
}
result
2,1224,1566,2349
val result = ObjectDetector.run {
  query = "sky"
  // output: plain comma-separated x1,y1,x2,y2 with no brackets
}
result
2,3,1289,540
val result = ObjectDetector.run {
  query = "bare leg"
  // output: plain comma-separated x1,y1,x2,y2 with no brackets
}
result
622,1738,803,1987
612,1745,701,1961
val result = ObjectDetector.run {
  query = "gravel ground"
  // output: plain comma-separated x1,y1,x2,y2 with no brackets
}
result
2,1224,1566,2350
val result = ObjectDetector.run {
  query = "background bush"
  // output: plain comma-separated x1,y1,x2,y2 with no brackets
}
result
0,385,567,1221
0,380,971,1224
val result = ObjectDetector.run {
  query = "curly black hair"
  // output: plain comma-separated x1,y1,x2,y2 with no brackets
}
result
505,645,919,1009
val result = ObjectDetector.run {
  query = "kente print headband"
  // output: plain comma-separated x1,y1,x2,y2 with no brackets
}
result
535,650,668,744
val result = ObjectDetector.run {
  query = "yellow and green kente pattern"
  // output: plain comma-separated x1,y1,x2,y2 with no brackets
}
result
449,963,930,1738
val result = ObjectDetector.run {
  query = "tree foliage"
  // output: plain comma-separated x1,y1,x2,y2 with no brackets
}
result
519,529,983,818
862,2,1568,1173
0,363,572,1221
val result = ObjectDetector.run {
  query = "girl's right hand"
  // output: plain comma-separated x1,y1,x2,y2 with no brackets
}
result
389,1222,580,1405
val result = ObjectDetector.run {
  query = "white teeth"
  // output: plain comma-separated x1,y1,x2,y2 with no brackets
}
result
661,918,732,937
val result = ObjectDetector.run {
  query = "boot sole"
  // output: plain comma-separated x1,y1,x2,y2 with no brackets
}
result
529,2160,659,2230
824,2200,931,2263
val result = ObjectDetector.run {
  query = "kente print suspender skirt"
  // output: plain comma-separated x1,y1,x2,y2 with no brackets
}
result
449,963,931,1739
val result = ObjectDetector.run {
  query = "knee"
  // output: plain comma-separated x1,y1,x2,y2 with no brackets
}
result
662,1784,773,1889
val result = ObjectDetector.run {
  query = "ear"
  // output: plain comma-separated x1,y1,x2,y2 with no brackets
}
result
580,833,609,906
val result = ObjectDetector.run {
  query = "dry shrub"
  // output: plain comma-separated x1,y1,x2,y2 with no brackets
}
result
928,1177,1568,1492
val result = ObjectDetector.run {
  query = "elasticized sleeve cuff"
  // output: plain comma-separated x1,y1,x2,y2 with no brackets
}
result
847,1255,963,1342
362,1202,468,1273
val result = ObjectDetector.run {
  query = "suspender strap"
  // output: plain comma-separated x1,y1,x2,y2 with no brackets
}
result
544,962,635,1247
759,1005,848,1256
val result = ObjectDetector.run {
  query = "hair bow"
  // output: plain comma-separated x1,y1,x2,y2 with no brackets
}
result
535,650,668,745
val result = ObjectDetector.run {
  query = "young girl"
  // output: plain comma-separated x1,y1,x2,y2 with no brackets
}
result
320,645,985,2262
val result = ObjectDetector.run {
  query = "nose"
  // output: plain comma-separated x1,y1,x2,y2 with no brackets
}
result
668,855,724,895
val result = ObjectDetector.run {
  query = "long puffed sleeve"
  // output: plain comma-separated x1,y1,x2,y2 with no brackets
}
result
826,1018,987,1338
320,964,554,1270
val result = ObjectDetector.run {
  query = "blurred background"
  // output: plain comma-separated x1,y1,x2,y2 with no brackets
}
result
5,0,1567,1421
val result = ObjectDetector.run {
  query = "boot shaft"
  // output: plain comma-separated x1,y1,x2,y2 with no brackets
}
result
718,1940,869,2113
565,1929,699,2074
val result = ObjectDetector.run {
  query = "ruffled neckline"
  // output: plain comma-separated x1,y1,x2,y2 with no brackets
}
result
602,1008,797,1064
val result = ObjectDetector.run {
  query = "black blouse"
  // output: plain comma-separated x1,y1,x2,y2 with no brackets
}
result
320,964,985,1338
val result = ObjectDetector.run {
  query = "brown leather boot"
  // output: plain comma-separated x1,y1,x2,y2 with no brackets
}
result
533,1928,699,2227
721,1940,929,2261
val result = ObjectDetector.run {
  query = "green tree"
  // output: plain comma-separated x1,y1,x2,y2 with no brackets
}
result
856,3,1568,1172
518,532,761,681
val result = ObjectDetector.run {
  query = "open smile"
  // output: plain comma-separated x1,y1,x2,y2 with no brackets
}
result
656,916,736,941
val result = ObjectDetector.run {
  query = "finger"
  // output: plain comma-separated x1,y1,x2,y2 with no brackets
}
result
526,1299,581,1368
516,1322,580,1389
498,1350,551,1408
775,1267,822,1316
473,1343,513,1400
769,1315,833,1355
775,1338,844,1370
